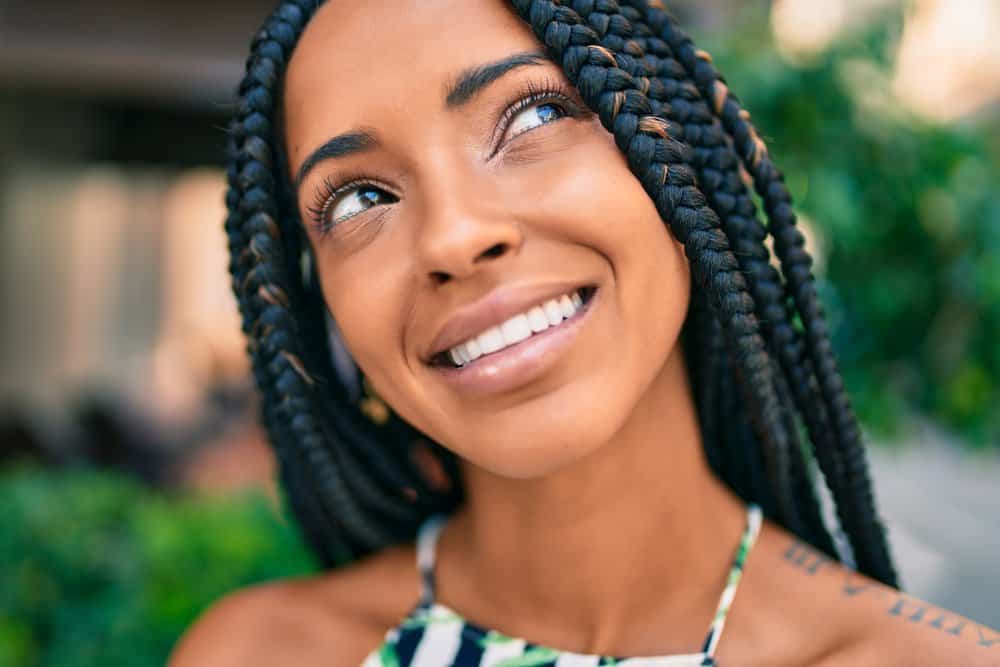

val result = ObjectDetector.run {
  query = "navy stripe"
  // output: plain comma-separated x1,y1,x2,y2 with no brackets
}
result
395,623,425,666
450,628,485,666
700,628,715,654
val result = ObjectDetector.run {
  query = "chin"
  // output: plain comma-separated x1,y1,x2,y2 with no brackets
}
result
445,398,629,480
462,438,603,480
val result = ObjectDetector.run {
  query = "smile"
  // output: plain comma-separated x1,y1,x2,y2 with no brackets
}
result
429,286,599,397
431,286,597,368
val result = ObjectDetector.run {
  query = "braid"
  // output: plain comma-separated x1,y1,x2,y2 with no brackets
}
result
224,0,895,586
513,0,808,534
616,0,837,556
227,1,462,563
650,9,896,585
613,5,808,539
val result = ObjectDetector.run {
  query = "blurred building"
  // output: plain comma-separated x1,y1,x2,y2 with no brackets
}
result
771,0,1000,121
0,0,738,412
0,0,281,479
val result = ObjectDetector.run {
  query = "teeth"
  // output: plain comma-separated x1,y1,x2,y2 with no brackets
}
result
500,313,533,346
558,295,575,318
543,299,564,326
446,289,590,367
527,306,549,333
478,326,505,354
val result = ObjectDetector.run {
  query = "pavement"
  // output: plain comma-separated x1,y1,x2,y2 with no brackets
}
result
865,420,999,629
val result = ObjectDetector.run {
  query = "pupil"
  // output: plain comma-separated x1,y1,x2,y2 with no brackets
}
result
538,104,559,123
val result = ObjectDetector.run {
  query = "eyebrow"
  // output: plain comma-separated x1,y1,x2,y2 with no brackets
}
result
444,48,551,108
293,49,553,189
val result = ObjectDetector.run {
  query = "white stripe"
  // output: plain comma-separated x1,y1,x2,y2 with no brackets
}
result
704,504,763,657
555,653,600,667
481,638,526,667
716,585,737,614
616,655,707,667
749,503,763,538
360,649,382,667
409,618,463,667
417,515,447,574
615,653,705,667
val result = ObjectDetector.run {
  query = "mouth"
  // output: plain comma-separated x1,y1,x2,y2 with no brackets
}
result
427,285,598,369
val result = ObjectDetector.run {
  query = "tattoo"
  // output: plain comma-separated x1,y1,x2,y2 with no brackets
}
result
783,542,833,575
841,571,880,598
975,626,1000,648
783,540,1000,651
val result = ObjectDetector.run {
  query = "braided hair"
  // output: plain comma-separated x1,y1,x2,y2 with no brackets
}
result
224,0,898,586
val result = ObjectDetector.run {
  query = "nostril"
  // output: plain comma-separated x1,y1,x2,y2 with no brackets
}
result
480,243,507,260
430,271,451,286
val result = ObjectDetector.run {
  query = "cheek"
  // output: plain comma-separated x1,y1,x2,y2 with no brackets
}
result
504,137,690,338
545,145,691,403
319,251,443,436
319,262,402,391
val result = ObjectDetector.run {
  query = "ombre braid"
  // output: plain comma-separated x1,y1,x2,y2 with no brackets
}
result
224,0,897,587
615,0,838,556
644,5,895,584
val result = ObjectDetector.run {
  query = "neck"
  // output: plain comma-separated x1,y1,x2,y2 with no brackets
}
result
438,347,748,655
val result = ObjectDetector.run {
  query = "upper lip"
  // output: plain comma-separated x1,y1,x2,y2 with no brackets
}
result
424,280,593,362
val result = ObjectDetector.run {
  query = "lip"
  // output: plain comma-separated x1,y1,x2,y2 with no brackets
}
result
424,280,597,362
429,286,600,398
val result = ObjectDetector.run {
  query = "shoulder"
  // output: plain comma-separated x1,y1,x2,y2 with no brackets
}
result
168,544,420,667
735,522,1000,666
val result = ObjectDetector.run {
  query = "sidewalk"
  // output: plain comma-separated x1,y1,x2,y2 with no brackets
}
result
867,420,999,628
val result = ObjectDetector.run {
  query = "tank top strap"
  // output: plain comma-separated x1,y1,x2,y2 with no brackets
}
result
699,503,763,661
415,513,449,606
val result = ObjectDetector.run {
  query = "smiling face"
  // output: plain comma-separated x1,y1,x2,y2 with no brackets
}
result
283,0,691,479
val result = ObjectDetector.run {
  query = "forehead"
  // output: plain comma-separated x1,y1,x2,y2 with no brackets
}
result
283,0,544,162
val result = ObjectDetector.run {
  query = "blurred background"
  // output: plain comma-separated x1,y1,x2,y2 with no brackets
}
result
0,0,998,664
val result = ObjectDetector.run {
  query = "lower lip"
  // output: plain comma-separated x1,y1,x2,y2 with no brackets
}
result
429,289,600,398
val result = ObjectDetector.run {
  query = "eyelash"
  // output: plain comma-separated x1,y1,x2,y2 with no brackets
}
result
488,75,583,158
306,76,584,235
305,172,391,233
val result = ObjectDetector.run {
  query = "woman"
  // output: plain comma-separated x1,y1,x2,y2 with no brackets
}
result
171,1,999,664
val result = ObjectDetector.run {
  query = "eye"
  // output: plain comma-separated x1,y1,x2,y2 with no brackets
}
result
307,176,399,235
329,185,393,224
490,77,586,159
503,100,570,143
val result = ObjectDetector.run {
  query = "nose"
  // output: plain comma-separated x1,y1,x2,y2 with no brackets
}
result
413,174,523,287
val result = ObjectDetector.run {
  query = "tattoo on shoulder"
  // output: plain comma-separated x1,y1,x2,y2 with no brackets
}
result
782,539,1000,651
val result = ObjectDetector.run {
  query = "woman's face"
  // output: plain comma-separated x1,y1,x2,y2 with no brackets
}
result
283,0,691,479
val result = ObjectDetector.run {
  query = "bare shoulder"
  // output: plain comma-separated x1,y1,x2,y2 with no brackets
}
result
168,544,420,667
742,522,1000,666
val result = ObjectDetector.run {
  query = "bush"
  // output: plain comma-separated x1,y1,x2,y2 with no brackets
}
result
0,467,315,667
703,8,1000,444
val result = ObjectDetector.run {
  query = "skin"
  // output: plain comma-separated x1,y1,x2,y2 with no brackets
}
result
170,1,1000,665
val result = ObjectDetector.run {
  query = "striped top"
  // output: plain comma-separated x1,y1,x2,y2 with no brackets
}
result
361,504,762,667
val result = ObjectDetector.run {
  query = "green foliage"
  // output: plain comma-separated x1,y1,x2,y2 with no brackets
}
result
702,7,1000,445
0,467,316,667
